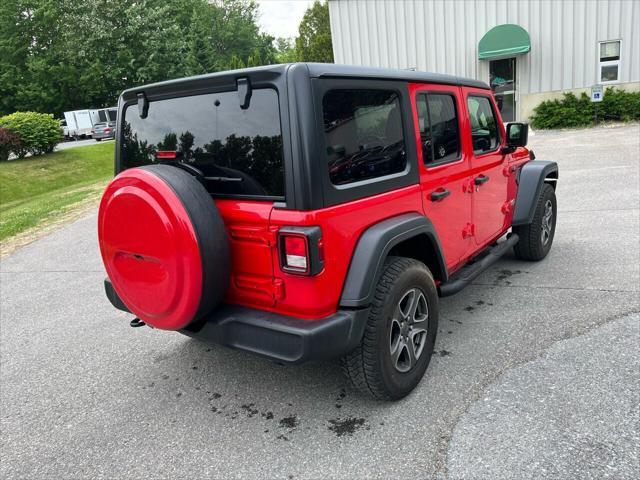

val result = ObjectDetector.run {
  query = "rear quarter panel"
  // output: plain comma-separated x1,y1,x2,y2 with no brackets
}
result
269,185,423,319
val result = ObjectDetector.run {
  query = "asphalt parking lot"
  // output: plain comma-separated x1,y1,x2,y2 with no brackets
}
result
1,124,639,479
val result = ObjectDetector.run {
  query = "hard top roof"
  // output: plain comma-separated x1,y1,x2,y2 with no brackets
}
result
304,63,490,89
121,63,489,98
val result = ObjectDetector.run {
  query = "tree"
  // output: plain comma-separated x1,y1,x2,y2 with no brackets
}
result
0,0,31,115
274,38,297,64
0,0,278,117
179,131,195,156
295,1,333,63
158,133,178,151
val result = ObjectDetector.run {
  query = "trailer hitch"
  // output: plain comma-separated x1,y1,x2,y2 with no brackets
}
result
130,318,146,328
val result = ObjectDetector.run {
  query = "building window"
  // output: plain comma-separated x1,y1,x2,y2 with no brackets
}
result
599,40,620,84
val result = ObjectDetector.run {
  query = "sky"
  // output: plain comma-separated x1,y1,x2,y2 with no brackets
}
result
257,0,315,39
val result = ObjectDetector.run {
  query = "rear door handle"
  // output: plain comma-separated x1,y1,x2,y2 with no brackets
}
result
430,188,451,202
474,175,490,185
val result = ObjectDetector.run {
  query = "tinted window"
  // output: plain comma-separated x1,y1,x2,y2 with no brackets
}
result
416,93,460,164
121,89,284,198
322,89,406,186
467,96,499,154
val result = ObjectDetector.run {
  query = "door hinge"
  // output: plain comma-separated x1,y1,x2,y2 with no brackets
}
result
267,226,279,246
503,165,517,177
462,223,475,239
501,199,516,215
462,178,475,194
272,278,285,300
229,225,278,246
234,275,285,304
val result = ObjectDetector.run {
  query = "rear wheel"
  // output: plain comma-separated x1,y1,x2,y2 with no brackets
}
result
341,256,438,400
513,183,557,261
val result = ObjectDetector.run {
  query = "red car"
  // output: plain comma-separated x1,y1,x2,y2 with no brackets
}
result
98,64,558,400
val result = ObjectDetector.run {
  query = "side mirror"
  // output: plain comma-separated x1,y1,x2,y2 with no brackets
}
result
327,144,346,156
502,122,528,154
506,122,528,147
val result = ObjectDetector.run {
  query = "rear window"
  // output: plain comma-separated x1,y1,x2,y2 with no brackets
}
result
322,89,406,186
121,88,284,198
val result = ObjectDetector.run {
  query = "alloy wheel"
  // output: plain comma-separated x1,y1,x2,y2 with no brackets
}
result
541,199,553,246
389,288,429,373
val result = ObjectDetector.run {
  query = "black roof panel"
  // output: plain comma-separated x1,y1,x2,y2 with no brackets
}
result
304,63,490,89
121,63,489,99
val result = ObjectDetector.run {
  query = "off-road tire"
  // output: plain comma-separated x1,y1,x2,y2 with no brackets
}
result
513,183,557,261
341,256,439,400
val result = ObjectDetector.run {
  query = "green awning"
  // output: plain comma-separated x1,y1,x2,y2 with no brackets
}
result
478,24,530,60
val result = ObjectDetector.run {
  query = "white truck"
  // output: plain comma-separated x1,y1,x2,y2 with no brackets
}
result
62,107,117,140
92,107,117,124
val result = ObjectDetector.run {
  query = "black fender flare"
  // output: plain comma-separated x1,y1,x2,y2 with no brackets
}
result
339,213,448,308
512,160,559,226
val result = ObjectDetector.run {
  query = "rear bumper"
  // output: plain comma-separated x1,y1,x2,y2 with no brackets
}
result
104,279,369,364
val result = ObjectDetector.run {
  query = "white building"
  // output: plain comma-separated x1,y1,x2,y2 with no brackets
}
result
328,0,640,121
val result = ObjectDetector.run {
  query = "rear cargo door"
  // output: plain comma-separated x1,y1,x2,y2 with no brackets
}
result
216,200,280,308
119,86,286,308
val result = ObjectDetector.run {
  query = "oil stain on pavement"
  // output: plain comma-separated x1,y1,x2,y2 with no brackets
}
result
328,417,367,437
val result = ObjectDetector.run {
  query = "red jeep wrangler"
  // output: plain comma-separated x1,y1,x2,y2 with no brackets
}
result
99,64,558,400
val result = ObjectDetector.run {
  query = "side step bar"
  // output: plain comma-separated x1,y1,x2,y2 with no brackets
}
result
439,234,519,297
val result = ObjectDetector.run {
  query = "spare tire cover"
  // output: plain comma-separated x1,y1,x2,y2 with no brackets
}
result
98,165,230,330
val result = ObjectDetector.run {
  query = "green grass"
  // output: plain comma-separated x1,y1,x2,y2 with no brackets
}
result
0,142,114,241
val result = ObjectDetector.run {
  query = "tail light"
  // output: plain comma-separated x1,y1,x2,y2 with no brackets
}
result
104,128,111,133
284,236,307,270
278,227,324,276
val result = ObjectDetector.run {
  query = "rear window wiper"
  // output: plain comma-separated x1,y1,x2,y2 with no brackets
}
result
153,153,243,183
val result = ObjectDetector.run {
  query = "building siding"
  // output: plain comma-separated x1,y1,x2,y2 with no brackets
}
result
328,0,640,96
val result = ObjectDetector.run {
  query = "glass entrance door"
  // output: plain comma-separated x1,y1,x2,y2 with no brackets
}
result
489,58,516,122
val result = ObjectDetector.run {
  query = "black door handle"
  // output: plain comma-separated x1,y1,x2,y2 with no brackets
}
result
474,175,490,185
430,188,451,202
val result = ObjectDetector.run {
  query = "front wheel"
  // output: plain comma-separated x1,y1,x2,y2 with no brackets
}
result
513,183,557,261
341,256,439,400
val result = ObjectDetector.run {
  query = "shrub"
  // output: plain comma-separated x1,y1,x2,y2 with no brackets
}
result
0,112,62,158
530,87,640,129
0,128,23,161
